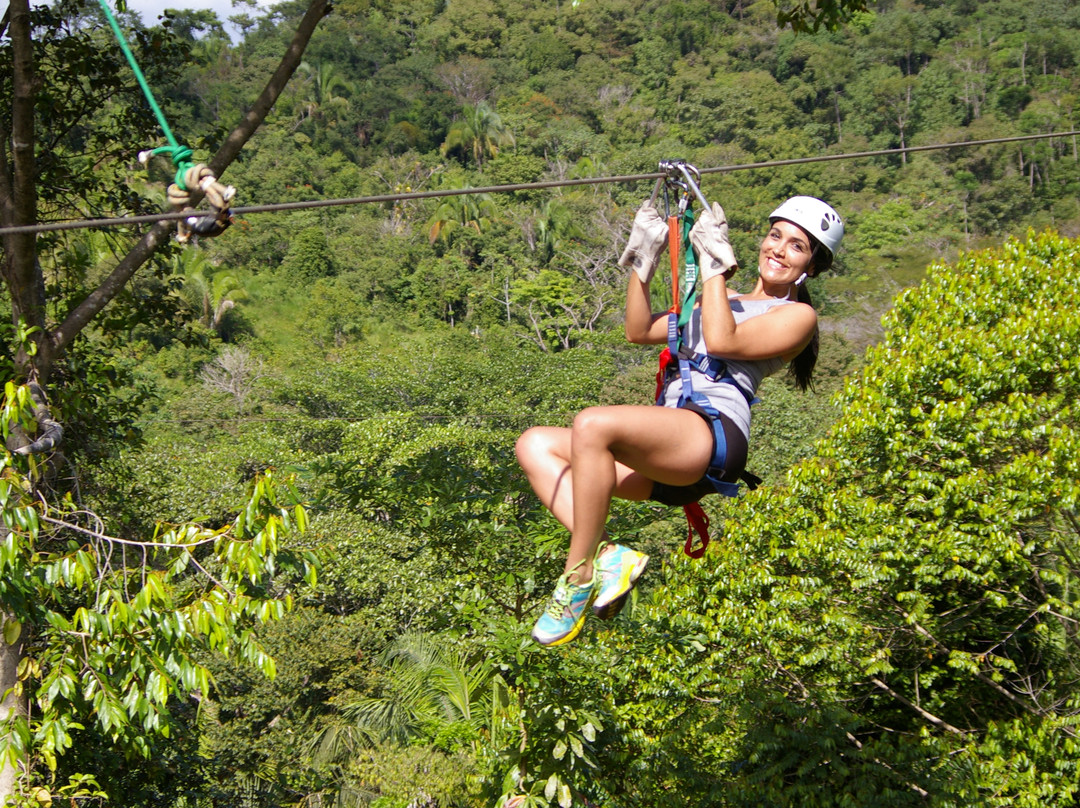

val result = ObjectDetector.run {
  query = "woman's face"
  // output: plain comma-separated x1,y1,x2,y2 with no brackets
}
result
757,219,815,285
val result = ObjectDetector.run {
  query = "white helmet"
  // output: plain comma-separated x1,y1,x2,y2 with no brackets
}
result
769,196,843,269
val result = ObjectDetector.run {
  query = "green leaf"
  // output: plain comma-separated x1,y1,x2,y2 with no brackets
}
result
3,618,21,645
544,774,558,801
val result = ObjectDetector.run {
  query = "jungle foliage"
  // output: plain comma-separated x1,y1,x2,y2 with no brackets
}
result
3,0,1080,805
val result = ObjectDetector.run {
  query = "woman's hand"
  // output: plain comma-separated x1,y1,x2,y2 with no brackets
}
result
619,203,668,283
690,202,738,282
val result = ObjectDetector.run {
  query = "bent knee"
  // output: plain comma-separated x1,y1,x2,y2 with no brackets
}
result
570,407,624,450
515,428,540,466
515,426,563,469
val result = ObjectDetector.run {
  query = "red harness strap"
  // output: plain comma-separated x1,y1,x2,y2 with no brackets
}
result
655,348,715,559
682,502,710,558
654,347,673,401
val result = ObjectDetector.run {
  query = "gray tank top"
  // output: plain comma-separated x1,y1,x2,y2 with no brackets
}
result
658,296,794,439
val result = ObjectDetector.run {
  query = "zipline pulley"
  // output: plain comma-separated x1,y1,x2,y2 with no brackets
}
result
653,159,709,214
140,149,236,243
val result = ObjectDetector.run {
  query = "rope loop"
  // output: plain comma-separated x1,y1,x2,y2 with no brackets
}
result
159,163,236,243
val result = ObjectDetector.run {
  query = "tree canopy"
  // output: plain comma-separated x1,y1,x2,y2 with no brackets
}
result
3,0,1080,805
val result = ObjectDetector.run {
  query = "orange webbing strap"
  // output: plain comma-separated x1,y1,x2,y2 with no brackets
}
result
668,214,681,314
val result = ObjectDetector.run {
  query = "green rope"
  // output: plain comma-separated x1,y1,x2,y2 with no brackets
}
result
96,0,196,189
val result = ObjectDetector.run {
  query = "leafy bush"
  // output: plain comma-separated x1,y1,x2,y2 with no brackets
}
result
610,230,1080,806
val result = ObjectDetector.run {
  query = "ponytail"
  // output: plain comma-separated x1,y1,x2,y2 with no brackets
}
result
788,247,822,392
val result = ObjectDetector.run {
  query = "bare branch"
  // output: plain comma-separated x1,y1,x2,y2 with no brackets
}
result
894,601,1067,723
870,677,964,735
39,514,224,551
199,346,266,412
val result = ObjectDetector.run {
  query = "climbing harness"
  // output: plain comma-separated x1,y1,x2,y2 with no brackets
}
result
651,161,762,558
97,0,235,242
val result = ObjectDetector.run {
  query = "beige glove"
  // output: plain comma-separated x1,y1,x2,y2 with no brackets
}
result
690,202,738,283
618,203,669,283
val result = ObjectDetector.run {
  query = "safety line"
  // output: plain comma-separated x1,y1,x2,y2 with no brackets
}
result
136,413,540,425
96,0,203,190
2,129,1077,236
96,0,181,150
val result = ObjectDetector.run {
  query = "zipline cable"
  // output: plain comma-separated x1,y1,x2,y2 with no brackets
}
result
136,414,540,424
3,129,1077,236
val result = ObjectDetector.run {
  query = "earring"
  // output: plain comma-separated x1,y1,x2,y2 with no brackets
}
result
794,272,808,286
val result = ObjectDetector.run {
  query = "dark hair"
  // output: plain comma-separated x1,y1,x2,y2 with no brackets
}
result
788,282,818,392
787,239,828,392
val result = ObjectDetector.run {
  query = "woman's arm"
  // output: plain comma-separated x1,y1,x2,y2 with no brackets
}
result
624,275,669,345
699,275,818,361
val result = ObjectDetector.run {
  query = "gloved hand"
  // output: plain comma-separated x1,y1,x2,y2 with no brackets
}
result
690,202,738,283
618,203,668,284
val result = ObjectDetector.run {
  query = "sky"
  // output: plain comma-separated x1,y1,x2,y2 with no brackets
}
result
121,0,274,36
126,0,242,24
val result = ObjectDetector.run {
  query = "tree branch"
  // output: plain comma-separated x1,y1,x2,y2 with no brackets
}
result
897,603,1061,723
39,514,224,550
212,0,332,174
49,0,333,370
870,677,963,735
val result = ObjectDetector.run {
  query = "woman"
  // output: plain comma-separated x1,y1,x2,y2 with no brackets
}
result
516,195,844,647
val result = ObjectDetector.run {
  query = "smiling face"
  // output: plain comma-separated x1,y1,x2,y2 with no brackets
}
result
757,219,816,287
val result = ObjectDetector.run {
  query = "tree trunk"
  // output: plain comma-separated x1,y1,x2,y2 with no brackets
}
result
0,605,27,803
3,0,332,383
0,0,47,371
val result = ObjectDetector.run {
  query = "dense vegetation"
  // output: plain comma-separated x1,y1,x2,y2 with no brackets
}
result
3,0,1080,805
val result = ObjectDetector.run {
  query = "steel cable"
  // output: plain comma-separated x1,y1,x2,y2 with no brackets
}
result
2,129,1077,236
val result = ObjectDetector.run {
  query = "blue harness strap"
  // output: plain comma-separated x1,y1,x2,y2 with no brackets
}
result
663,311,753,500
654,197,760,557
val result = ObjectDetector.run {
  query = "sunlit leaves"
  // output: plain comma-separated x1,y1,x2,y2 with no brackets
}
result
0,383,313,781
619,231,1080,805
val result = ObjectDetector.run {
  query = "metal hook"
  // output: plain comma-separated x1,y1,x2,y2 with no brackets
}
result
672,161,710,212
656,159,710,215
649,160,711,216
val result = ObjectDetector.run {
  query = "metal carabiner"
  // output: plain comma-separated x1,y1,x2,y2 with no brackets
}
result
650,160,710,215
670,161,710,212
657,159,709,216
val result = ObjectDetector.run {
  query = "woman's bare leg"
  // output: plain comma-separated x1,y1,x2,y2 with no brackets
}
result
515,426,652,533
516,405,714,582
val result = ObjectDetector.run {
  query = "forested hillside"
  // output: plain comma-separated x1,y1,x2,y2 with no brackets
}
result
3,0,1080,805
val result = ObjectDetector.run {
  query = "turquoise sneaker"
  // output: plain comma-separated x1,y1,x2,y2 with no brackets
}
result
592,543,649,618
532,572,597,647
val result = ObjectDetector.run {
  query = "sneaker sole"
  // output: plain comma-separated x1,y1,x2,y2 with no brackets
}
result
594,590,629,621
593,553,649,616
